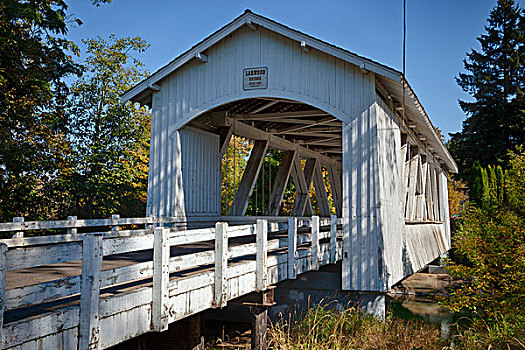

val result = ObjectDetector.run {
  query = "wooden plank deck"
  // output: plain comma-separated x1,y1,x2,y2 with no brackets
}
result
0,216,342,349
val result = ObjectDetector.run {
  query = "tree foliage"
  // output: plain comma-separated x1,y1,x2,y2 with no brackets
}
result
449,0,525,175
0,0,110,221
66,35,150,219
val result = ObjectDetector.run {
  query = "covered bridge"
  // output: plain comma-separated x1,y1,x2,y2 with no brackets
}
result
123,10,456,299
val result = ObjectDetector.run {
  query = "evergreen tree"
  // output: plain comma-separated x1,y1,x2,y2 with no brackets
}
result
495,165,505,203
449,0,525,175
469,161,483,206
481,167,490,207
488,165,498,205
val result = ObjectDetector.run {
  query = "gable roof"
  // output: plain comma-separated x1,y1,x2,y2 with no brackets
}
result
122,10,457,172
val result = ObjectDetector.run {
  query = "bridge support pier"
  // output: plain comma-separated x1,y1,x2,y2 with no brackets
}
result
188,313,204,350
249,306,267,350
241,287,275,350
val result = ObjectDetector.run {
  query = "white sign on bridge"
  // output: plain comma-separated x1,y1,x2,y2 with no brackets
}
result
243,67,268,90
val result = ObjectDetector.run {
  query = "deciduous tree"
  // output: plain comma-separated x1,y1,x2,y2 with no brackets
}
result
66,35,150,218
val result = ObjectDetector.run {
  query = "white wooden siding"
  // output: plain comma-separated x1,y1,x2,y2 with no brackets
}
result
180,127,220,216
375,97,407,289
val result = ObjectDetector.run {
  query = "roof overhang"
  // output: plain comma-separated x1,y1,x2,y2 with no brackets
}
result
122,10,457,172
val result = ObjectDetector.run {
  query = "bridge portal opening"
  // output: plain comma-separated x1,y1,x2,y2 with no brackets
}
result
186,97,342,221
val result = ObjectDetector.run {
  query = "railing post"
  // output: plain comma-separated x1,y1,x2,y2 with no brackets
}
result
152,227,169,332
111,214,120,234
287,217,297,279
256,219,268,291
12,217,23,239
67,216,78,235
311,216,319,270
330,215,337,263
213,222,228,308
78,233,103,350
0,242,7,348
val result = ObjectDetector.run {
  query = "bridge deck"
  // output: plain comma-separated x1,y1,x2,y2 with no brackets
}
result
0,216,342,349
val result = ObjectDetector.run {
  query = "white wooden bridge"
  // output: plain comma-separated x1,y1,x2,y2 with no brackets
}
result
0,215,342,349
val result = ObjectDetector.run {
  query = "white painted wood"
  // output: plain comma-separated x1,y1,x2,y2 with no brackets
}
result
438,170,451,250
0,216,161,233
6,242,82,271
1,228,150,248
330,215,337,264
0,215,348,350
375,97,407,289
213,222,228,308
287,217,297,279
406,147,419,220
170,250,214,272
180,127,220,216
111,214,120,234
256,219,268,291
12,217,23,239
5,261,154,311
0,242,7,347
152,227,169,332
67,216,78,235
78,233,103,350
311,216,319,270
102,234,154,256
2,307,80,349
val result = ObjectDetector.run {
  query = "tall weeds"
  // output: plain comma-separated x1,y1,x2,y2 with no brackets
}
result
269,302,442,350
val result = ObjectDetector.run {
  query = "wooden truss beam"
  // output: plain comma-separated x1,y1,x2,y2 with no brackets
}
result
265,150,296,216
230,119,341,169
249,101,278,114
279,126,342,135
275,117,338,134
218,126,233,157
291,157,316,216
327,165,342,216
232,110,330,120
229,140,270,216
312,163,331,217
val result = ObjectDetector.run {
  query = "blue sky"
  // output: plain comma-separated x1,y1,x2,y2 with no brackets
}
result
67,0,498,139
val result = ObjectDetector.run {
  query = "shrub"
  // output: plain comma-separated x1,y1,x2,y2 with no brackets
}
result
443,149,525,349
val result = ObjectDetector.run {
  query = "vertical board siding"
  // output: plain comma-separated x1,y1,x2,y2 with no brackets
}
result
341,72,382,292
375,98,408,288
180,127,220,216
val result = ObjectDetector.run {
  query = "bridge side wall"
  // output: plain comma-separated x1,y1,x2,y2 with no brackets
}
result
375,98,409,289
